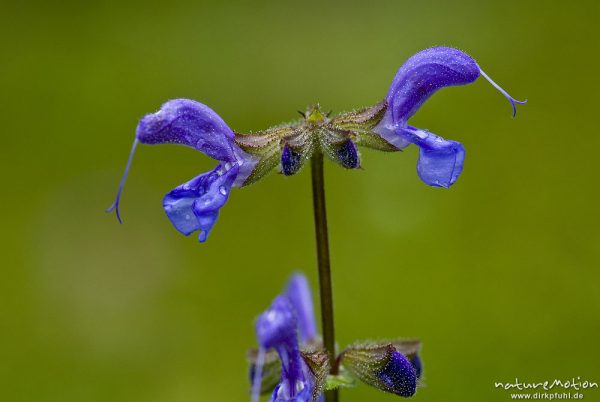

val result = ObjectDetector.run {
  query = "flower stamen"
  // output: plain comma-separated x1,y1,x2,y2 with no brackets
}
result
480,69,528,117
106,138,139,224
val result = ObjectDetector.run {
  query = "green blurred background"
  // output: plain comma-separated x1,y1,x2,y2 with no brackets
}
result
1,1,599,401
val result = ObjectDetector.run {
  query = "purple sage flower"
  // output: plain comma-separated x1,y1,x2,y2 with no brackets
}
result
107,99,258,242
253,294,323,402
108,47,525,241
285,273,318,343
250,274,326,402
372,46,526,187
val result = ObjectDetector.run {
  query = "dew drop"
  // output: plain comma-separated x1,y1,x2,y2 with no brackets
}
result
219,186,227,196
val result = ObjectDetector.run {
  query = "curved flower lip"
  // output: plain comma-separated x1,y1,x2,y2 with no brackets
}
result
285,274,317,343
136,99,237,162
386,46,527,122
386,46,480,124
256,296,299,350
401,126,465,188
163,161,239,242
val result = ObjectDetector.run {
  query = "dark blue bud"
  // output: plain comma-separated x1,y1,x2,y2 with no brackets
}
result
407,354,422,380
377,351,417,397
392,340,422,380
281,144,304,176
340,343,417,398
336,140,360,169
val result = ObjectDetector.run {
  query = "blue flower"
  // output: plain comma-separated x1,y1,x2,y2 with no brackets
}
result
107,99,258,242
253,275,323,402
285,273,318,343
373,46,526,187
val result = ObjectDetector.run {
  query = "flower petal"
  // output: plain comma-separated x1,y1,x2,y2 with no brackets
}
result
285,274,317,343
256,296,313,402
136,99,237,162
386,47,480,123
401,126,465,188
162,162,238,242
256,296,298,350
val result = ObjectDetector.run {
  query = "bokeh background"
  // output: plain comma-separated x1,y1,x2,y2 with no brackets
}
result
2,1,599,401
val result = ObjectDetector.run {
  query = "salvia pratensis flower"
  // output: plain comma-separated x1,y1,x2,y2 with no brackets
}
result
252,295,327,402
108,47,525,242
249,274,422,400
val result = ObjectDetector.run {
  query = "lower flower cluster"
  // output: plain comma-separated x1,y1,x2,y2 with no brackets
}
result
249,274,422,402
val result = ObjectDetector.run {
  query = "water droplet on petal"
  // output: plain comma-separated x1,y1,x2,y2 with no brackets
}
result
219,186,227,196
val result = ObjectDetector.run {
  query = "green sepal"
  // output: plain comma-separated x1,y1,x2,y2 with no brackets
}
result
329,101,399,152
330,101,387,131
325,370,357,391
247,348,281,395
301,350,330,402
242,150,281,186
339,342,393,377
353,131,400,152
391,339,421,360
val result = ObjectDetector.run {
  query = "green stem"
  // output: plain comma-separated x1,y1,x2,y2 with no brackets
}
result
311,152,339,402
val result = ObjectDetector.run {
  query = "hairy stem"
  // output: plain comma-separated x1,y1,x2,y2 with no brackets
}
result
311,152,339,402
